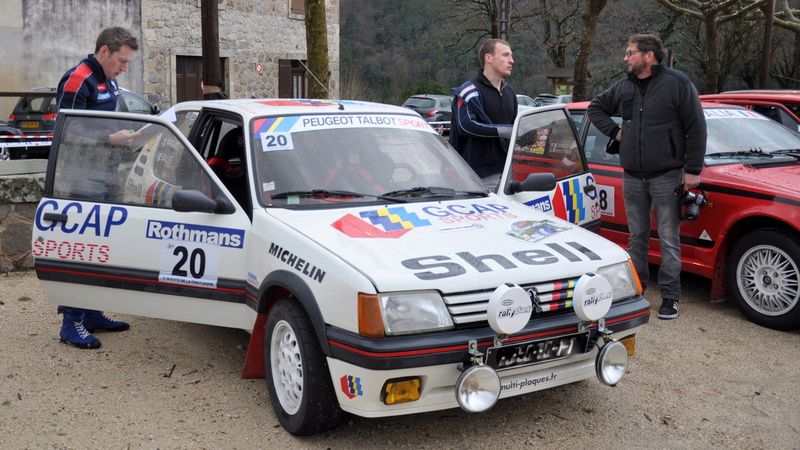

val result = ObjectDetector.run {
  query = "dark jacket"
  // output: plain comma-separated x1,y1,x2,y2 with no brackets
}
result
56,54,120,113
449,72,518,177
587,64,706,177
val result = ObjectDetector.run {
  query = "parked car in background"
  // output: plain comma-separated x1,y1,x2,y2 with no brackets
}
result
401,94,452,133
33,98,648,435
2,87,160,160
570,101,800,330
517,94,537,107
700,90,800,132
534,93,573,107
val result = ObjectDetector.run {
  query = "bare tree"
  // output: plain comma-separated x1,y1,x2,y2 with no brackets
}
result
305,0,330,99
440,0,536,48
772,0,800,87
657,0,767,94
524,0,583,67
573,0,609,101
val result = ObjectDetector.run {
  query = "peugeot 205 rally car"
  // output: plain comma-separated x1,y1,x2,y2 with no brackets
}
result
32,99,649,435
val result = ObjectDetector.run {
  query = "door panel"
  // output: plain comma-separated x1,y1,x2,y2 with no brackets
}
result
497,106,601,230
32,110,255,329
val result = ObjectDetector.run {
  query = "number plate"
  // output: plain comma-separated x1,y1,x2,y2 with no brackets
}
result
21,121,40,128
486,332,590,370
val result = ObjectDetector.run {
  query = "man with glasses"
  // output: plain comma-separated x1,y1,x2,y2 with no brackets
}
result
587,34,706,320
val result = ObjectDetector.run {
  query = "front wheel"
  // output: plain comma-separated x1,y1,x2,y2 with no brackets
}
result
264,298,346,435
726,229,800,330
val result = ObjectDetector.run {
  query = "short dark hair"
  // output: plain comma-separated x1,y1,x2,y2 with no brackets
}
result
95,27,139,54
629,34,665,63
478,39,510,69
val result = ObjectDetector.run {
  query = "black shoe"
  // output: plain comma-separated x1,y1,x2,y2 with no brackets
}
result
658,299,679,320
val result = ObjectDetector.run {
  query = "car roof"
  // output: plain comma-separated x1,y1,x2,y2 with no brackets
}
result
407,94,450,99
566,100,744,110
700,91,800,101
175,98,418,118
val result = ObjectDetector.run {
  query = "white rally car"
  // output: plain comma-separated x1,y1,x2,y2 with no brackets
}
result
32,99,649,435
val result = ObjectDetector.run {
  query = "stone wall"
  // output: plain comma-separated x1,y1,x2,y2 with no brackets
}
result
0,0,340,113
0,173,43,272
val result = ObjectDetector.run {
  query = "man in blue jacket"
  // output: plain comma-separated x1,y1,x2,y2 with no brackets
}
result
449,39,518,191
54,26,140,349
587,34,706,320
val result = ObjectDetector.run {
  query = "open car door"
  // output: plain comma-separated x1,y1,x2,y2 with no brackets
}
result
496,104,601,232
32,109,255,330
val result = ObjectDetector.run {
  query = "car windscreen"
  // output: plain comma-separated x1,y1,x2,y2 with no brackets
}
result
14,95,56,114
704,108,800,163
251,113,485,206
402,97,437,109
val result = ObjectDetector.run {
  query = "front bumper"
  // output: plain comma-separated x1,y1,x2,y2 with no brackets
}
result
326,296,650,417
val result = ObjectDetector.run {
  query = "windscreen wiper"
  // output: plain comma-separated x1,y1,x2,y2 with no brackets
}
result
770,148,800,156
381,186,488,198
271,189,409,203
705,149,773,158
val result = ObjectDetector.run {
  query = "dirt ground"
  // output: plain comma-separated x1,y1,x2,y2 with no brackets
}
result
2,269,799,449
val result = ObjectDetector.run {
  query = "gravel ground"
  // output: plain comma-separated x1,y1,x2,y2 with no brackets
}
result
2,269,800,449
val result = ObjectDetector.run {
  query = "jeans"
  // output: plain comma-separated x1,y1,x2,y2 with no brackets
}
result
623,169,683,300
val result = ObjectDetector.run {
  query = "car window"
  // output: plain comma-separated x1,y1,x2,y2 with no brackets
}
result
120,92,154,114
15,95,56,114
704,109,800,159
403,97,436,109
251,113,484,206
51,115,214,207
510,108,586,181
583,118,621,166
173,110,200,138
439,98,452,108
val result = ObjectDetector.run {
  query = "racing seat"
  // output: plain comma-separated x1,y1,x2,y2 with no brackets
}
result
208,127,248,202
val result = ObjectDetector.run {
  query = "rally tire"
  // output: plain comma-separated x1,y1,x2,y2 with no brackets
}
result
264,298,346,435
726,228,800,330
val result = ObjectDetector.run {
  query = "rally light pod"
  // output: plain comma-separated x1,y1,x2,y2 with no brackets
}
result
573,273,613,322
455,365,501,413
486,283,533,335
596,340,629,386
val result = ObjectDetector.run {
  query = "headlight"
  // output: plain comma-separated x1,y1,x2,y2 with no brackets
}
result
359,291,454,336
595,260,641,301
381,291,454,335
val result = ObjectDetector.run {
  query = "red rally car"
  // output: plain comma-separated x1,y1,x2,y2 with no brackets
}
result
570,101,800,330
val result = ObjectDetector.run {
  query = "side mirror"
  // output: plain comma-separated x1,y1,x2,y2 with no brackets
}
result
172,190,235,214
503,172,557,195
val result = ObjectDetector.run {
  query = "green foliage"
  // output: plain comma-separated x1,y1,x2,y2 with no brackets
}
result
340,0,798,101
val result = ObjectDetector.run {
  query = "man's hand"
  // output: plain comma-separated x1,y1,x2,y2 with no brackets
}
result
615,128,622,141
109,129,139,147
683,173,701,191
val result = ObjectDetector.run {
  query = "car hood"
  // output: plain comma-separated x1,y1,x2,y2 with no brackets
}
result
710,160,800,197
266,196,629,292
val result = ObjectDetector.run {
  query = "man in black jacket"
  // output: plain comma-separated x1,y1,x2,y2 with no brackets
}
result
449,39,518,191
587,34,706,320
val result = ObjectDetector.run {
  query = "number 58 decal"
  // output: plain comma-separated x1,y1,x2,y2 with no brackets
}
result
158,240,220,288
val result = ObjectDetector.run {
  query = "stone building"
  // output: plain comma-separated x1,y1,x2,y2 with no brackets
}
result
0,0,339,271
0,0,340,113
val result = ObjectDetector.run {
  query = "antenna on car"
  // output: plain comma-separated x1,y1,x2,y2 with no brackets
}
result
297,60,334,100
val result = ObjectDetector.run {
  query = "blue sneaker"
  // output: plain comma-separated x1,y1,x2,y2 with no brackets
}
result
83,310,130,332
58,307,101,349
